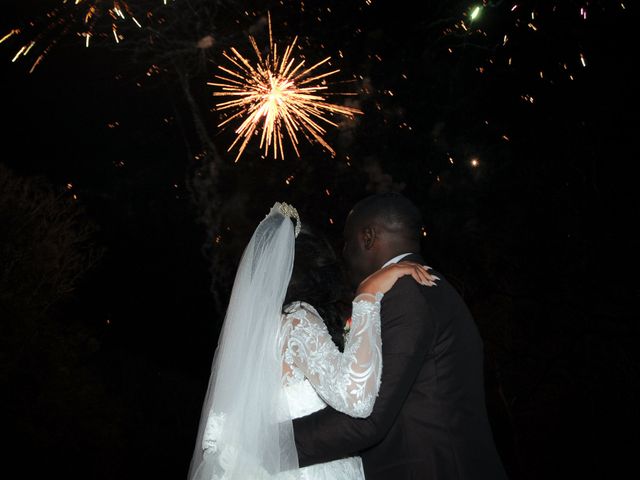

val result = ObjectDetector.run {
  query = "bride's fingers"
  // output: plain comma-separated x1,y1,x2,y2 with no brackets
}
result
414,265,432,282
411,266,435,286
422,265,440,283
418,266,439,286
409,269,424,284
396,262,439,286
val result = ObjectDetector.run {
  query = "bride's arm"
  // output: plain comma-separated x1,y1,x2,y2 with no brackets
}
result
284,262,435,418
284,296,382,418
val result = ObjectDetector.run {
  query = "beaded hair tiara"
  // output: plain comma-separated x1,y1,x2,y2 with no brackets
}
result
276,202,301,238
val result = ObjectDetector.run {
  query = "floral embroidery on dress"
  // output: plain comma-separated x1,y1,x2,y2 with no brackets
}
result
203,295,382,480
202,411,226,454
280,294,382,418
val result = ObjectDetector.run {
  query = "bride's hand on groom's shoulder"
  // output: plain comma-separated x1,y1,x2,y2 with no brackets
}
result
356,262,439,297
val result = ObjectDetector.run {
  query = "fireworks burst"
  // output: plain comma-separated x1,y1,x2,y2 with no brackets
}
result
209,14,362,162
1,1,146,73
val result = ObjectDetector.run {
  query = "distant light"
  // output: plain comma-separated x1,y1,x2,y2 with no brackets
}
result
470,158,480,167
470,6,482,21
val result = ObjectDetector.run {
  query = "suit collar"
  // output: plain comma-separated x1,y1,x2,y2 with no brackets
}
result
381,252,414,268
403,252,426,264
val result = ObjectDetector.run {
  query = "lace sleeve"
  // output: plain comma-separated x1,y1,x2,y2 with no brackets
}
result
284,293,383,418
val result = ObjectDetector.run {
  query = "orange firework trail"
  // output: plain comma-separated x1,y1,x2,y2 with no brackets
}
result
208,14,362,162
2,1,144,73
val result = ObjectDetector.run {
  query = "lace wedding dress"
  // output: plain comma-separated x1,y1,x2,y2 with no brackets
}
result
277,294,382,480
200,294,382,480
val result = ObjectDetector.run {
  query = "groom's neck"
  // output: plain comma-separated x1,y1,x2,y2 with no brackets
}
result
376,243,420,269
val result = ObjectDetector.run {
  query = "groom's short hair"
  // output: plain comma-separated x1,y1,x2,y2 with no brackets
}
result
351,192,423,240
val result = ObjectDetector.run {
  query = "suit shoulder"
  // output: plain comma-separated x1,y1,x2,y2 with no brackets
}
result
384,276,430,308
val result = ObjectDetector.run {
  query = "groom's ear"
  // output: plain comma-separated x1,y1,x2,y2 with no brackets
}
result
362,226,376,250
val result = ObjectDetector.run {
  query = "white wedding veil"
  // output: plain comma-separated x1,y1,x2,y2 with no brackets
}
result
187,203,300,480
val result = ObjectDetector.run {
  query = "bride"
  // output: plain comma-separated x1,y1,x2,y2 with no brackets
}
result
187,203,436,480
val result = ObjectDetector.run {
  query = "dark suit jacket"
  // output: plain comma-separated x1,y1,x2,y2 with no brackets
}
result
293,254,508,479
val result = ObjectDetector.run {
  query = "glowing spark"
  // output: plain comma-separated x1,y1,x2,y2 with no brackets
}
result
471,158,480,167
210,14,362,161
580,53,587,67
29,55,44,74
11,46,26,62
23,41,36,56
470,6,482,21
0,29,19,44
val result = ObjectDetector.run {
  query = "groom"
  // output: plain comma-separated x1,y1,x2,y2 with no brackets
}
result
292,193,508,479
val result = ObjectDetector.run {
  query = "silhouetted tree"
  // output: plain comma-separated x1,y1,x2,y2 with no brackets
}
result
0,163,127,479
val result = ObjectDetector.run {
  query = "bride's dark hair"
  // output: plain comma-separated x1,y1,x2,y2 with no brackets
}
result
283,223,351,351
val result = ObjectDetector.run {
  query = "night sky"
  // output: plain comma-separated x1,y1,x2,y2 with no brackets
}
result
1,1,637,479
